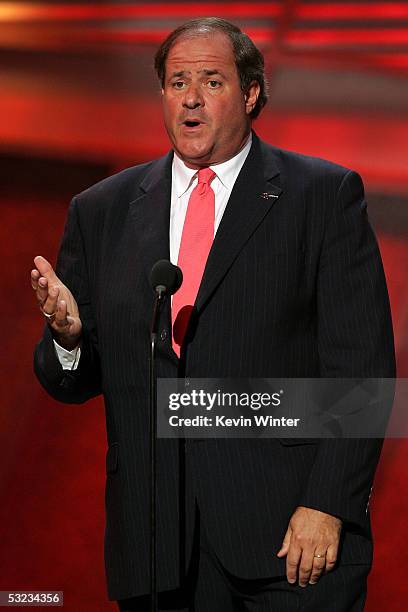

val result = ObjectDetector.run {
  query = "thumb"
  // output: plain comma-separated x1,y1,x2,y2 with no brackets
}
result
277,526,292,557
34,255,57,281
66,314,82,335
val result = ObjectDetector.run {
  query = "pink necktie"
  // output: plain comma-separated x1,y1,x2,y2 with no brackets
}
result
172,167,216,356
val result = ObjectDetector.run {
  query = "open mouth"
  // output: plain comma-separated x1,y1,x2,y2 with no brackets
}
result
183,121,202,128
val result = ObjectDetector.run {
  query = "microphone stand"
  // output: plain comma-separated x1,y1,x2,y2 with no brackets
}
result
148,260,182,612
149,285,165,612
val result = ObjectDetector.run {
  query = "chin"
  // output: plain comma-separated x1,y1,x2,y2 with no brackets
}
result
177,146,212,164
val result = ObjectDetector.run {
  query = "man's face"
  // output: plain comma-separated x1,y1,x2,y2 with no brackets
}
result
161,31,260,168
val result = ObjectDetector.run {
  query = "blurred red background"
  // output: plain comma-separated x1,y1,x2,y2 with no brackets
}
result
1,2,407,610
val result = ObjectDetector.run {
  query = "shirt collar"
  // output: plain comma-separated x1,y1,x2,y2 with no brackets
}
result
172,133,252,198
172,153,197,198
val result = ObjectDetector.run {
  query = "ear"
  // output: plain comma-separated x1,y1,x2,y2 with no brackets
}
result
244,81,261,115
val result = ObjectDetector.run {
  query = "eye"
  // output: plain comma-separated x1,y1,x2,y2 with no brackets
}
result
173,81,186,89
208,80,221,89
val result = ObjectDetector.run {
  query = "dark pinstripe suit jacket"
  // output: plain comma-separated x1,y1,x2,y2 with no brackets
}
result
34,132,395,601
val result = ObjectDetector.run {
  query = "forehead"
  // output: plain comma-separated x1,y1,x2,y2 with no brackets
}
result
165,31,236,75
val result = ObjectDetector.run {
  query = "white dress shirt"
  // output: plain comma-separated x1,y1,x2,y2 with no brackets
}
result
55,133,253,369
170,133,252,264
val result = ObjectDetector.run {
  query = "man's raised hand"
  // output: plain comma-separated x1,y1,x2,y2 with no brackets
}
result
31,255,82,350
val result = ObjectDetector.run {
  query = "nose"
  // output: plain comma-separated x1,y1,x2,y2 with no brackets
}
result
183,84,203,109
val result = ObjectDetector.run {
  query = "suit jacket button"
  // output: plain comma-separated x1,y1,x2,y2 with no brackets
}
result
160,329,167,341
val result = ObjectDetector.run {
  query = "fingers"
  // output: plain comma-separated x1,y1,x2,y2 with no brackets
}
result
286,540,302,585
292,542,338,587
276,527,291,558
286,544,332,587
282,537,338,587
31,264,60,311
42,285,60,317
309,552,327,585
324,543,338,574
34,255,57,281
32,274,47,307
54,300,70,329
298,548,315,587
53,301,78,338
31,269,40,290
280,506,341,588
32,256,58,305
31,270,52,307
309,543,338,584
31,257,82,350
31,271,65,323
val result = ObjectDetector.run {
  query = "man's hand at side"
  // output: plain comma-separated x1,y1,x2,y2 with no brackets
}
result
31,255,82,350
277,506,342,587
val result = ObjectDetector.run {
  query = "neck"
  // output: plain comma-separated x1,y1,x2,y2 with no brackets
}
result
176,131,252,170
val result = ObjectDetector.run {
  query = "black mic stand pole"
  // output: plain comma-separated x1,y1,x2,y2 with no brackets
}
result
149,285,165,612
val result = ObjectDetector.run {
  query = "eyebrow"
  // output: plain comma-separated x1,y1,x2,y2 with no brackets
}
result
201,69,225,77
169,69,226,79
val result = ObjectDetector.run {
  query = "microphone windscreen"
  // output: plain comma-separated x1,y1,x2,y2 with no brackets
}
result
150,260,183,295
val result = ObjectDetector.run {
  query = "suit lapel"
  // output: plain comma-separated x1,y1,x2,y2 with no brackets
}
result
129,151,173,273
128,151,178,363
195,133,283,312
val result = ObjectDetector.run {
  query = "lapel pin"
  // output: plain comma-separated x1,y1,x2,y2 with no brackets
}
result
260,192,279,199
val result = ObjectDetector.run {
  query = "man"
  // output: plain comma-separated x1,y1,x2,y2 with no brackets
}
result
32,18,395,611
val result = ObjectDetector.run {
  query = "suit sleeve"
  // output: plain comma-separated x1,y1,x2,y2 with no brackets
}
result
33,196,102,404
299,170,396,529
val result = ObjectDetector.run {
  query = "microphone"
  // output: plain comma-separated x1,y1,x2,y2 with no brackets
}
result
150,259,183,297
148,259,182,612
